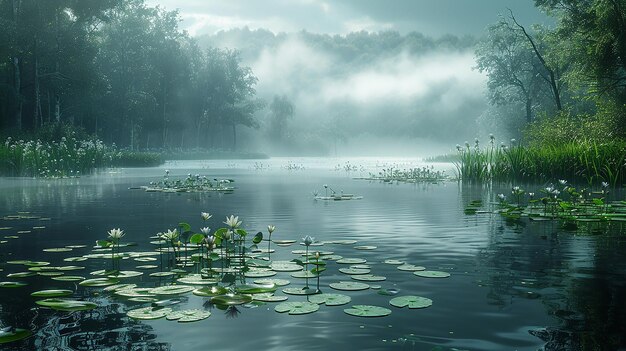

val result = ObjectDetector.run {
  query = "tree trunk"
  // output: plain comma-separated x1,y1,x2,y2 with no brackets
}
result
54,94,61,123
232,123,237,151
525,98,532,123
33,54,41,128
13,57,22,130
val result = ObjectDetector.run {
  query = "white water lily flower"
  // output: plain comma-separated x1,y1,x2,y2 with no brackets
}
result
497,193,506,201
528,192,535,198
160,229,178,241
108,228,125,239
559,179,567,185
602,181,609,188
223,230,232,240
201,212,212,221
302,235,314,246
224,215,242,229
268,225,275,234
201,227,210,235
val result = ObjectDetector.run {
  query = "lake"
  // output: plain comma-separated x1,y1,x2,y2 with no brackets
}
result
1,158,625,351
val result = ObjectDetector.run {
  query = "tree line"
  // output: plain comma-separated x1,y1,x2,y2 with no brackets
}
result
0,0,262,150
475,0,626,143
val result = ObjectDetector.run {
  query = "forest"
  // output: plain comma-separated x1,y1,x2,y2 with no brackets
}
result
0,0,625,155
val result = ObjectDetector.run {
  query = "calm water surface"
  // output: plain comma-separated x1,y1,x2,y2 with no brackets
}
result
1,158,625,351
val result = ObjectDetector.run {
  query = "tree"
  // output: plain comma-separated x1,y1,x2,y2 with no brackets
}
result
268,95,294,140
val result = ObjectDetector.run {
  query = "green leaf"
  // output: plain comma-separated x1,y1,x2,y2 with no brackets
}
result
343,305,391,317
178,222,192,234
36,299,98,312
252,232,263,244
189,233,205,245
389,295,433,309
214,228,228,239
308,293,351,306
274,301,319,315
0,328,32,344
235,229,247,237
96,240,112,248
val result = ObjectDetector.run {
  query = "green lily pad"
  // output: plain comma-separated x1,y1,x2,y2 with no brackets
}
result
320,255,343,261
328,240,357,245
344,305,391,318
397,264,426,271
336,258,367,264
166,309,211,322
43,248,72,253
282,287,319,295
236,284,277,294
91,270,143,278
65,245,87,249
308,293,351,306
136,265,158,270
134,257,158,262
22,261,51,267
0,282,28,288
274,301,319,315
0,327,32,344
63,257,88,262
6,272,36,278
192,286,229,297
35,299,98,312
254,278,290,286
273,240,296,244
329,281,370,291
354,246,377,250
127,307,172,320
177,274,219,285
51,275,85,282
290,271,318,278
150,271,177,277
389,295,433,309
351,274,386,282
103,284,137,292
270,263,303,272
37,272,64,277
56,265,85,271
31,289,73,298
129,297,159,303
79,278,120,287
211,294,253,306
115,288,155,298
148,285,194,295
414,271,450,278
339,268,371,275
252,293,288,302
244,270,277,278
383,259,404,265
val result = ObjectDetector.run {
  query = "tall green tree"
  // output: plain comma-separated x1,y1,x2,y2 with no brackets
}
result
268,95,294,140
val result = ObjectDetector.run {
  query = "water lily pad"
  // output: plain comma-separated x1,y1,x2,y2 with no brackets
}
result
282,287,318,295
63,257,88,262
308,293,351,306
51,275,85,282
273,240,296,244
320,255,343,261
329,281,370,291
275,301,319,315
134,257,157,262
244,270,277,278
0,327,32,344
177,274,219,285
43,248,72,253
210,294,252,306
36,299,97,312
0,282,27,288
115,288,155,298
91,270,143,278
150,271,177,277
397,264,426,272
339,268,371,275
351,274,386,282
354,246,377,250
389,295,433,309
414,271,450,278
343,305,391,318
31,289,73,298
148,285,194,295
336,258,367,264
236,284,277,294
192,286,229,297
127,307,172,320
290,271,318,278
270,262,303,272
103,284,137,292
23,261,51,267
37,272,64,277
252,293,288,302
6,272,36,278
65,245,87,249
166,309,211,322
136,265,158,270
128,297,159,303
383,259,404,265
79,278,120,287
254,278,290,286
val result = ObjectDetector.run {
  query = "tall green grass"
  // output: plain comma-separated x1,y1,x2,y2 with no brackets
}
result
455,138,626,185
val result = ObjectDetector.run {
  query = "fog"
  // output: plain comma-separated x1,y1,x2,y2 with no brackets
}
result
199,30,487,156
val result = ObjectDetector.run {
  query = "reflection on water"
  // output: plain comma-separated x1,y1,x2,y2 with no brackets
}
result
0,158,625,351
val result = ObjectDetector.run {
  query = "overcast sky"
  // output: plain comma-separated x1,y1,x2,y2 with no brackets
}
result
145,0,550,37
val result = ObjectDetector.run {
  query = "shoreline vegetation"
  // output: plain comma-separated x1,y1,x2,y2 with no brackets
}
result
0,124,269,178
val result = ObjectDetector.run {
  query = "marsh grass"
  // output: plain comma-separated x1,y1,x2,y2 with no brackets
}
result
455,139,626,185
